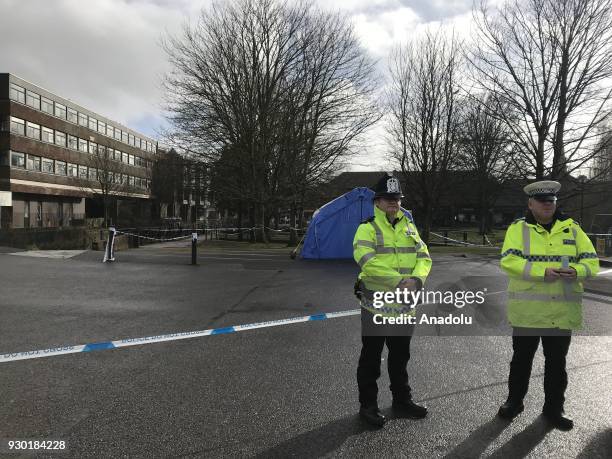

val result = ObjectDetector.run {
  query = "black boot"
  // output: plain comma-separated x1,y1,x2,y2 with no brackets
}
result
359,405,386,427
497,400,524,420
392,396,428,419
542,410,573,431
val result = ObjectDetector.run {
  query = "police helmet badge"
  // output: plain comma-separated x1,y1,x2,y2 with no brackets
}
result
386,177,400,193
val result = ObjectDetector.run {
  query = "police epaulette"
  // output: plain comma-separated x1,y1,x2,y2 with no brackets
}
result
361,216,375,224
511,217,525,224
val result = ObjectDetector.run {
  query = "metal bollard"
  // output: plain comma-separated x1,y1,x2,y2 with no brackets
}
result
463,232,468,243
191,232,198,265
103,227,116,262
444,230,448,245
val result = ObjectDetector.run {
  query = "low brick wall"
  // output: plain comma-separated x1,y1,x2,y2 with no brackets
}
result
0,227,93,250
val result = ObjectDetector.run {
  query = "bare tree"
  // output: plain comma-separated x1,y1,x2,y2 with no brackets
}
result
162,0,378,240
457,92,516,233
386,29,462,241
471,0,612,179
76,145,130,227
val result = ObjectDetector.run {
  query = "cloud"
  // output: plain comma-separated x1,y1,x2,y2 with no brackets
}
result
0,0,476,168
0,0,210,137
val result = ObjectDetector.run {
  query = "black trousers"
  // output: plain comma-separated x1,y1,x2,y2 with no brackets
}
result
357,335,412,406
507,327,572,413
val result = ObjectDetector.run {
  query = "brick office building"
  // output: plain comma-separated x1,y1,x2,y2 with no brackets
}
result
0,73,158,228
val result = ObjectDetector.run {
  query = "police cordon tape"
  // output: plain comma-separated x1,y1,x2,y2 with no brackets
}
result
430,231,499,248
103,226,307,262
0,309,360,364
0,290,511,364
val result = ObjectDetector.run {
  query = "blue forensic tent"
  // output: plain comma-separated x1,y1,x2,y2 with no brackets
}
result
301,187,413,259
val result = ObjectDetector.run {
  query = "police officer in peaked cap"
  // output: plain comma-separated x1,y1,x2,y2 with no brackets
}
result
352,173,432,427
498,180,599,430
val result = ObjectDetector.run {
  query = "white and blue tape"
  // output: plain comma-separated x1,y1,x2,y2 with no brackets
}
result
0,309,360,364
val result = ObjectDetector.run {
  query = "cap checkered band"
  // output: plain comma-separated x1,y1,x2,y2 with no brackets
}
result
528,188,556,195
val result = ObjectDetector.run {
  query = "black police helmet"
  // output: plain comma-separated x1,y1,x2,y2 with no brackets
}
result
372,173,403,199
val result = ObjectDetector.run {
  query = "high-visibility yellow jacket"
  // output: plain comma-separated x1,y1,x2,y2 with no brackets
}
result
500,214,599,330
353,205,432,316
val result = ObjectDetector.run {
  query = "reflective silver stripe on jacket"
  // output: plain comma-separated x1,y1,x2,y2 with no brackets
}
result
416,252,431,259
375,246,418,254
508,291,583,303
369,221,385,247
398,267,413,274
358,252,375,267
522,222,531,256
522,262,533,280
354,239,376,250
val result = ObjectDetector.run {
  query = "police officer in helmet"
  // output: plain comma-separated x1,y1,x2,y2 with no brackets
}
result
353,173,432,427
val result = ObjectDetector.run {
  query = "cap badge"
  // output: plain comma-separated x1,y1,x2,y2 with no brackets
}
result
386,177,400,193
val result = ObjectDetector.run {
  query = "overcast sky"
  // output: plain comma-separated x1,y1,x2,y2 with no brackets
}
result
1,0,476,171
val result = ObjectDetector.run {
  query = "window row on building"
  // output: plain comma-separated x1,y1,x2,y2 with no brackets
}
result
9,150,151,190
4,116,151,168
9,82,156,153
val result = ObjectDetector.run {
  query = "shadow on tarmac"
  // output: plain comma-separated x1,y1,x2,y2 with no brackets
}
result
576,429,612,458
253,414,382,458
443,416,553,458
442,416,509,458
488,416,553,458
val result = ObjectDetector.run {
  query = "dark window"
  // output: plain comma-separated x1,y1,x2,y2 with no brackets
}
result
26,91,41,109
78,165,88,179
68,163,78,177
78,112,88,126
67,108,78,123
10,117,25,136
41,158,54,173
56,161,67,175
11,151,26,168
55,131,67,147
54,103,66,119
88,142,97,155
68,135,78,150
10,84,25,103
41,127,54,143
79,138,88,152
27,155,41,172
41,97,54,115
26,122,41,140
